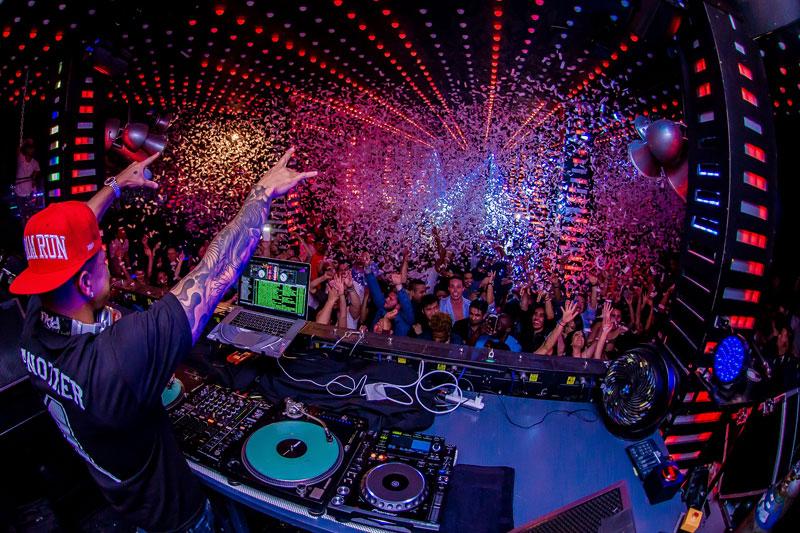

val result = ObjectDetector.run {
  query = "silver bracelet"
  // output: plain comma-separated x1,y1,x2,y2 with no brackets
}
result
103,176,121,198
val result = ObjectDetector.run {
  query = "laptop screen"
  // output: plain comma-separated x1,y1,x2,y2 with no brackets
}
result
238,257,310,319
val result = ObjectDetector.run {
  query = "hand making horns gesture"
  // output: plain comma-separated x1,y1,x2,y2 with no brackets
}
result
255,148,318,199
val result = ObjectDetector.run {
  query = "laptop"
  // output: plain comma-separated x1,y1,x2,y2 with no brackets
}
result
207,257,310,357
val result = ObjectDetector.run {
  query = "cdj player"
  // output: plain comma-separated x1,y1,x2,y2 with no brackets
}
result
327,429,457,531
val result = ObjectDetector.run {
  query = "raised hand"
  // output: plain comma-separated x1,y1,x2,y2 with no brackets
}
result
116,152,160,191
254,148,318,200
328,275,345,297
601,301,614,332
561,299,580,323
343,270,354,288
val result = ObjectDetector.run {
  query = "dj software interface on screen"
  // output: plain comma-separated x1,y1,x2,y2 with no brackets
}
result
239,262,308,316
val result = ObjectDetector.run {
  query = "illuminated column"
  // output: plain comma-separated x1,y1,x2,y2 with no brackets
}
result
665,2,779,369
558,115,594,280
45,58,104,203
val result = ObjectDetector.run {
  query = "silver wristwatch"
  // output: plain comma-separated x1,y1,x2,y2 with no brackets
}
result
104,176,121,198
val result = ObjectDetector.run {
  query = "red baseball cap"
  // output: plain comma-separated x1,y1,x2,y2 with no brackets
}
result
10,201,103,295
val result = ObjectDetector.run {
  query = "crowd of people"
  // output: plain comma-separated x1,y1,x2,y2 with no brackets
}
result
104,205,686,361
92,111,797,379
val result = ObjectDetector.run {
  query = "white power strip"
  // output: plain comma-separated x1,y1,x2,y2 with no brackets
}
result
445,393,485,411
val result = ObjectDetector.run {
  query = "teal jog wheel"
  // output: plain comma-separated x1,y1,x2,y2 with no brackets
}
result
161,378,184,409
242,420,343,487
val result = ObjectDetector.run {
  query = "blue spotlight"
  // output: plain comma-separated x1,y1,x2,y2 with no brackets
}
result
714,335,748,384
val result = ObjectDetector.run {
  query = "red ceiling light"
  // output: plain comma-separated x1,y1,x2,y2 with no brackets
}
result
54,31,63,41
236,16,245,25
214,4,226,16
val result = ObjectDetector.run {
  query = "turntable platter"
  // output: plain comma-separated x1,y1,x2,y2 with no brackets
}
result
161,378,184,409
243,420,343,487
361,462,428,512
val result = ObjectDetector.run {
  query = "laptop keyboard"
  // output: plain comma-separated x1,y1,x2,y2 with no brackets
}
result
230,311,293,336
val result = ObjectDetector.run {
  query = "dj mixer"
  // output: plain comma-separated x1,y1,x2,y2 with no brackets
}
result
164,379,456,529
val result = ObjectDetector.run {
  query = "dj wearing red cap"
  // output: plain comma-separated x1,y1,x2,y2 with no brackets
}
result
12,149,317,532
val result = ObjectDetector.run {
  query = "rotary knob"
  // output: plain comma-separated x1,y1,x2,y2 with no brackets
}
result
431,442,441,452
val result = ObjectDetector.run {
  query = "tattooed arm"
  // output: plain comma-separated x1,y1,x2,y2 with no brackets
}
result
171,149,317,343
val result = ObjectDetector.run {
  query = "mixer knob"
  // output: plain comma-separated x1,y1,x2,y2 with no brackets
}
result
330,496,344,506
432,442,441,452
226,459,240,470
296,484,308,496
336,486,350,496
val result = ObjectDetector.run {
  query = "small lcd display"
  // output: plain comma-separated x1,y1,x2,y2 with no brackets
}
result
388,434,431,453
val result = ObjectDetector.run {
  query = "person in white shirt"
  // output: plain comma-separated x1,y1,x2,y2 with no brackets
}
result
15,140,41,198
439,276,471,323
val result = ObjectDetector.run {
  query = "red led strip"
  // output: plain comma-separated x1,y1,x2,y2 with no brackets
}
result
376,6,468,148
293,90,434,148
503,102,546,149
483,0,504,144
744,143,766,162
729,316,756,330
570,33,638,97
694,58,707,73
741,87,758,106
736,229,767,249
335,3,466,148
737,63,753,80
664,432,713,445
731,258,765,276
267,28,436,141
743,170,767,190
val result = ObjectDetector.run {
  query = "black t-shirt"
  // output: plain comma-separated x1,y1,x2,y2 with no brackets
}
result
19,294,204,532
452,318,482,346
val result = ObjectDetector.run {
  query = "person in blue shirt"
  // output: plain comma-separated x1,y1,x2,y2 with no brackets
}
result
365,270,415,337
